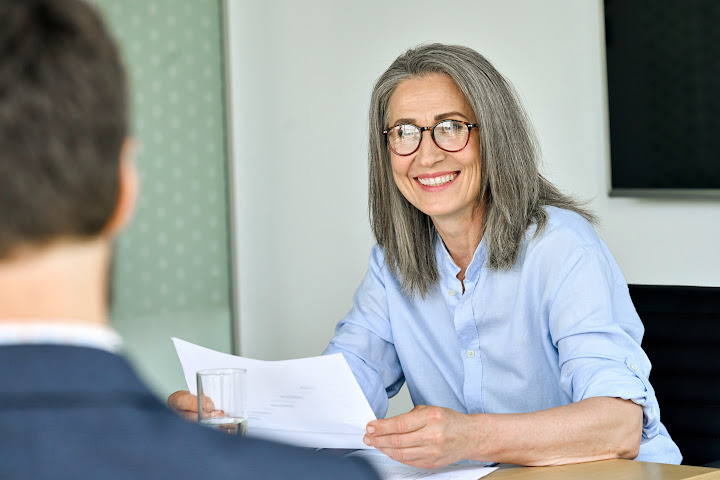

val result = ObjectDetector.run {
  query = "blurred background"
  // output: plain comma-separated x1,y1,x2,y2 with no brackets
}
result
98,0,720,417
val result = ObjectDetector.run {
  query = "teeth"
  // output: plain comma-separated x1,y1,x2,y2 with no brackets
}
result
417,173,457,186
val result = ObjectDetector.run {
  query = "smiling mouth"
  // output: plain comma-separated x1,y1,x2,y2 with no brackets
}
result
416,172,458,187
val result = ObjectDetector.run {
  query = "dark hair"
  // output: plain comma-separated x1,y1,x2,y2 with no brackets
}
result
0,0,128,259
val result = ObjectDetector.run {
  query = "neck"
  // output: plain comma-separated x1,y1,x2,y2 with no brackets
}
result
432,204,485,274
0,239,111,326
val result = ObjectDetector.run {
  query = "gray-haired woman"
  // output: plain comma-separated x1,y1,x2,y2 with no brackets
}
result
169,44,681,467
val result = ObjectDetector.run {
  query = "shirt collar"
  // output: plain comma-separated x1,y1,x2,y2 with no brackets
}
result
0,321,123,353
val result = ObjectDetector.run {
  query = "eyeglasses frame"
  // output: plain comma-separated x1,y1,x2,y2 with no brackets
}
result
383,119,479,156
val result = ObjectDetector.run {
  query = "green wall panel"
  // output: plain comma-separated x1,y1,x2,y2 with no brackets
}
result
95,0,233,398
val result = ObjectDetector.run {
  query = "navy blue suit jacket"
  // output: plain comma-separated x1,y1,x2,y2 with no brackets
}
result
0,344,378,480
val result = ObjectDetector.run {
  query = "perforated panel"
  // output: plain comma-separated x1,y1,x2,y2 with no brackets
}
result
95,0,233,397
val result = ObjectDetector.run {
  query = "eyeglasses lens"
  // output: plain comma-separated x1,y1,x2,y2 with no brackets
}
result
434,120,469,152
387,120,470,155
388,124,421,155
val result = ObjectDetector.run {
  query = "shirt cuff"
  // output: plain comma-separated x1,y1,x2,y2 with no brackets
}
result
571,356,659,440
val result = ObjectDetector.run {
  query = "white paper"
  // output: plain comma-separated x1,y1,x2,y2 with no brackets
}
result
172,338,376,449
350,450,498,480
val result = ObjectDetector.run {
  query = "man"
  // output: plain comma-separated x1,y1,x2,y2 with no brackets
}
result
0,1,377,479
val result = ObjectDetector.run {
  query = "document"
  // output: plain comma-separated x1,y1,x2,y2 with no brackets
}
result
172,338,376,449
349,450,498,480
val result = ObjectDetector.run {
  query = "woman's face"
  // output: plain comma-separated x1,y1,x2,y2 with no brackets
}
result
387,73,481,224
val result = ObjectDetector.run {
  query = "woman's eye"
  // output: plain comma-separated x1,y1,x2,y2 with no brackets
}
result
398,125,417,139
442,121,462,135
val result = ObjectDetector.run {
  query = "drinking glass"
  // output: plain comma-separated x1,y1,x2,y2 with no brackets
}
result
196,368,248,435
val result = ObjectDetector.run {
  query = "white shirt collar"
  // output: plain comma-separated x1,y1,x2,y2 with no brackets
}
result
0,321,123,353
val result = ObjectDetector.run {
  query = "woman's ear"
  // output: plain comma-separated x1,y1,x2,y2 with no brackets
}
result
103,138,139,237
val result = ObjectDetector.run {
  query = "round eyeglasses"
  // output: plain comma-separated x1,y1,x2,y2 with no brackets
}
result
383,119,478,156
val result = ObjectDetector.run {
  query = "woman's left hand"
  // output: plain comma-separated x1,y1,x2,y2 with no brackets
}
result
363,405,481,469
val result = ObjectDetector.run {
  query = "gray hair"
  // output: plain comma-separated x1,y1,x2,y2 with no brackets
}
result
368,43,594,298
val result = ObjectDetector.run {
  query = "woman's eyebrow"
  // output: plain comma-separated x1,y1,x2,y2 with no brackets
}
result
390,111,470,126
390,117,417,125
434,111,469,121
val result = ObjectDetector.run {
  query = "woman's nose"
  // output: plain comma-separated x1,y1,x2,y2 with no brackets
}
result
414,131,444,167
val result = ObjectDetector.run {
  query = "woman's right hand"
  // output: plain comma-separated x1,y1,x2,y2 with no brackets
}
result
167,390,216,422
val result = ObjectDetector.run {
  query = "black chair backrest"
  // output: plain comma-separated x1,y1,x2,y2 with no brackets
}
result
629,284,720,467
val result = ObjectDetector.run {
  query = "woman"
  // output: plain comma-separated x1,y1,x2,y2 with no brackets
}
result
169,44,681,467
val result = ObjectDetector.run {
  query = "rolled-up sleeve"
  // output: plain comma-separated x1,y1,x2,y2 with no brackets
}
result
548,245,659,441
323,246,404,419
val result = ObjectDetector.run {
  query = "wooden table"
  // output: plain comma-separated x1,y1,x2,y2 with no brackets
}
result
488,459,720,479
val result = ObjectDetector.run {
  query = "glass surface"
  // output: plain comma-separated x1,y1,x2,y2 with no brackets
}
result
196,368,247,435
199,416,248,436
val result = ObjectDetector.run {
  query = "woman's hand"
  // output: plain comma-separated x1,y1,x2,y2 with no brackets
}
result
363,397,641,468
363,405,481,469
167,390,220,422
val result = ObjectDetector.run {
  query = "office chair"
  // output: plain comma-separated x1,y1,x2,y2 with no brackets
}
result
629,284,720,468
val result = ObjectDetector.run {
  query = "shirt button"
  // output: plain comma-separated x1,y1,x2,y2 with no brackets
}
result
448,290,456,296
467,350,475,358
630,363,638,371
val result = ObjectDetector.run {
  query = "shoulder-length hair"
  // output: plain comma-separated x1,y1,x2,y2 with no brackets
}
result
368,43,594,298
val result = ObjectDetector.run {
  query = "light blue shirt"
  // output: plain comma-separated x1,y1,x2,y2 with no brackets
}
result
325,207,681,464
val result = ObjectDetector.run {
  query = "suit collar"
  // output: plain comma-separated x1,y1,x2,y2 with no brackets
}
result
0,344,149,397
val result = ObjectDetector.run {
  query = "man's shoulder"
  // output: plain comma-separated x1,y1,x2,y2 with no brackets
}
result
0,345,377,480
0,400,377,479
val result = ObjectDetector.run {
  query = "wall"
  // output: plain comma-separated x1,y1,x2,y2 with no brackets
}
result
225,0,720,416
96,0,234,398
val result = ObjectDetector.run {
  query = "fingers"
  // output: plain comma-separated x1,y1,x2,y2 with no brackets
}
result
167,390,215,414
168,391,224,424
199,394,216,412
374,446,440,469
168,390,195,413
178,409,199,422
364,406,438,450
366,405,435,436
364,406,464,469
364,430,425,450
177,409,226,423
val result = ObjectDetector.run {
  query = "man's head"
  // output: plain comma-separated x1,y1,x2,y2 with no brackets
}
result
0,0,132,260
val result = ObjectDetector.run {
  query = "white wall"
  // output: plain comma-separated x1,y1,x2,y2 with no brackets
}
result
225,0,720,416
